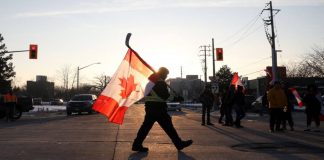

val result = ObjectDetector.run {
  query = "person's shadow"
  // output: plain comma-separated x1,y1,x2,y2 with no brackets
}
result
127,151,195,160
128,152,148,160
178,151,195,160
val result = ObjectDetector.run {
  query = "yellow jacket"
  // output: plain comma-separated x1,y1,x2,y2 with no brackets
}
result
267,88,287,108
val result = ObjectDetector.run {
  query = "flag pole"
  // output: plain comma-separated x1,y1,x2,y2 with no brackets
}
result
125,33,133,51
124,33,181,97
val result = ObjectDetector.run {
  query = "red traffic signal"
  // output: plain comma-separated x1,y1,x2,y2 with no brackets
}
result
216,48,223,61
29,44,38,59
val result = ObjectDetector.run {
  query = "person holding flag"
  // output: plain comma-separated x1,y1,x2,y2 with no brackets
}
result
132,67,193,152
92,34,192,152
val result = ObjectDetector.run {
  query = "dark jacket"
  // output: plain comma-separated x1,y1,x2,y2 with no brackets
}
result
233,91,245,106
303,93,321,113
199,89,214,107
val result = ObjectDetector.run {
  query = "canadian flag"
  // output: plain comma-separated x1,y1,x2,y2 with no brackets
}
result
231,72,244,89
92,49,156,124
290,87,304,107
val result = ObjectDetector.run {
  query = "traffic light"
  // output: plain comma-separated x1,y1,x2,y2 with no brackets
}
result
29,44,38,59
216,48,223,61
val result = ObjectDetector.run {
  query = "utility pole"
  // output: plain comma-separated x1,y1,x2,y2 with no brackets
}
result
199,45,211,83
263,1,280,81
180,66,183,78
212,38,215,79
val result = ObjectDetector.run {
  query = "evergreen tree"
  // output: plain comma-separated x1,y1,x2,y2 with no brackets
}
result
0,33,15,93
216,65,233,92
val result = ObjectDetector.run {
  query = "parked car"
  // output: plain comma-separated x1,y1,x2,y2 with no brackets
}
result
251,96,263,112
167,102,182,111
33,98,42,105
66,94,97,115
50,98,64,105
244,95,256,111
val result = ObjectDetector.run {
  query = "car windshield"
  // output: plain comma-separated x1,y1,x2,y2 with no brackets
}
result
71,95,92,101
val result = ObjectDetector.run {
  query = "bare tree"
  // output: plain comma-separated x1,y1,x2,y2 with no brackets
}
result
56,65,75,90
304,46,324,77
285,62,312,78
93,73,111,91
286,45,324,78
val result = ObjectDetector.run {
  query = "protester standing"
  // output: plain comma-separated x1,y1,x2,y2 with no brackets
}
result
267,81,287,132
223,86,235,126
281,82,295,131
233,85,245,128
199,84,214,125
303,84,321,132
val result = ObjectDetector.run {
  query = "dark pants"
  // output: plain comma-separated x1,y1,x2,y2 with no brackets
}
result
282,111,294,129
5,103,15,121
225,105,233,125
133,103,182,148
219,106,225,123
234,104,245,126
202,105,211,124
269,108,283,131
306,110,320,127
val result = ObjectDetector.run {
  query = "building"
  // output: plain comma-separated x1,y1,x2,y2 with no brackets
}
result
167,75,204,102
27,75,54,101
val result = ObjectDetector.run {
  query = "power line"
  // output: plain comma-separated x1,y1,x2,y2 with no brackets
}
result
215,4,270,48
239,56,271,70
242,69,265,76
215,13,261,46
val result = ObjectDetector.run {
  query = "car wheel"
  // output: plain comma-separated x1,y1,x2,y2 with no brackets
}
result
88,110,93,114
78,111,82,115
67,111,72,116
11,107,22,120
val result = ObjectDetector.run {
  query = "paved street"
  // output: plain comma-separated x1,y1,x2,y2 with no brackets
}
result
1,104,324,160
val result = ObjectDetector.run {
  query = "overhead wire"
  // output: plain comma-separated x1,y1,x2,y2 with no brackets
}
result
214,13,261,46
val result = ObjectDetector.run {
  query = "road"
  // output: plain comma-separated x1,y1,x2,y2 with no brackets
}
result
0,104,324,160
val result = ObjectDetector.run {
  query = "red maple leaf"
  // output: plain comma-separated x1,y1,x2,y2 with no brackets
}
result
119,75,137,99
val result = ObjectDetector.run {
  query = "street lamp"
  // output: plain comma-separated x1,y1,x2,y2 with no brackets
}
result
77,62,100,90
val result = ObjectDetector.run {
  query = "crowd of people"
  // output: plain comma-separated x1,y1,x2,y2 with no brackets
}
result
199,84,246,128
199,81,322,132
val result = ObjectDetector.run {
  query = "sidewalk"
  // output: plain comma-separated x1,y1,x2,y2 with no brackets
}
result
116,104,324,160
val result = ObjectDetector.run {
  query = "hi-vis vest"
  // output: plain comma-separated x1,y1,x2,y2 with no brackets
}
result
145,90,166,102
3,94,17,103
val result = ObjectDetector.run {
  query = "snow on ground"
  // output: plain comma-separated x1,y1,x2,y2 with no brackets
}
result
31,105,66,112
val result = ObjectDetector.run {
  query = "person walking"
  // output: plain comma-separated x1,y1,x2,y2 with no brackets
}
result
303,84,321,132
233,85,245,128
199,84,214,125
3,89,17,122
267,81,287,132
132,67,193,152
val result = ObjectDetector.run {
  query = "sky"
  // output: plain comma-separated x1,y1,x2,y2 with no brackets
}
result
1,0,324,87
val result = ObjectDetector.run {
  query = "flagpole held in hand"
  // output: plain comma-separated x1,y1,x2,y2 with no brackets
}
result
125,33,181,98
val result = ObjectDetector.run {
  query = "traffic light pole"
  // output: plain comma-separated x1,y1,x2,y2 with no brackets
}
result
3,50,29,53
212,38,215,79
